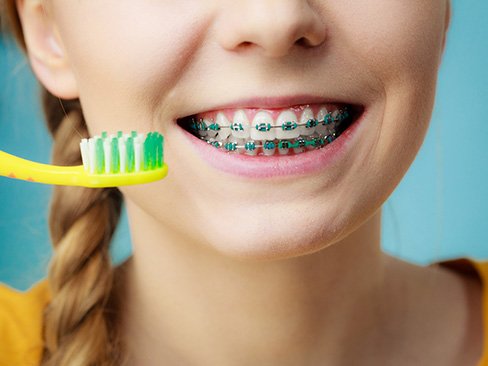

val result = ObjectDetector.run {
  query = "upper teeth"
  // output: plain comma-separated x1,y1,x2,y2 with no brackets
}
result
252,111,275,140
275,110,299,140
190,105,348,142
231,110,251,139
298,107,316,136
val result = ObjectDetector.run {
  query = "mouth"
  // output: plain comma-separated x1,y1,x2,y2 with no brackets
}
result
177,102,364,157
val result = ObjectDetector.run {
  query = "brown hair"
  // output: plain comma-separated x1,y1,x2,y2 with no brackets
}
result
2,1,125,365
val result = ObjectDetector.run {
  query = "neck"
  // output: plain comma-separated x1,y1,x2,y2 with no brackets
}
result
120,205,398,365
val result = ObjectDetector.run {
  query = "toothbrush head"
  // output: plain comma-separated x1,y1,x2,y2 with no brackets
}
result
79,131,168,187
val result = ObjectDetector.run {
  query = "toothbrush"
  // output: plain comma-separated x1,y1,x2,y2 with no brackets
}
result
0,131,168,188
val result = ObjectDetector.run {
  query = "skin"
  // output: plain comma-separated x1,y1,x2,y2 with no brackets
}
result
17,0,483,365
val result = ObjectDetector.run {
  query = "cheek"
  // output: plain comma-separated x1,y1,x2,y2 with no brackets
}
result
51,1,212,132
339,1,447,171
340,0,447,83
310,1,449,230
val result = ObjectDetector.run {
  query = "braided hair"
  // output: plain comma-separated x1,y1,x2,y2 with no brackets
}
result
3,2,127,364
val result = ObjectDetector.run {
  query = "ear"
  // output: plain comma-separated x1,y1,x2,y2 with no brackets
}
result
16,0,79,99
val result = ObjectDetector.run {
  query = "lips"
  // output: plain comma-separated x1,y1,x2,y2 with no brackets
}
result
173,96,365,178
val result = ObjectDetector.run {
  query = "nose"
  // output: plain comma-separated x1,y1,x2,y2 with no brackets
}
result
216,0,327,58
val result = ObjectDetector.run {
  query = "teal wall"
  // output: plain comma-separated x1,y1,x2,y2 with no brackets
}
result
1,0,487,290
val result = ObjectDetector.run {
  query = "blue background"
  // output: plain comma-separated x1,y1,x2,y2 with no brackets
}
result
1,1,487,291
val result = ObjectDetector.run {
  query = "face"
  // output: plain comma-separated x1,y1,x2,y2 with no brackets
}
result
22,0,449,259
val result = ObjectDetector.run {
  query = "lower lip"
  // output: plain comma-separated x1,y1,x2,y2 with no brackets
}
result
179,109,366,179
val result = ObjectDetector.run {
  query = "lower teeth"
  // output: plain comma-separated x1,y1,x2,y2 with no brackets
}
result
203,132,337,156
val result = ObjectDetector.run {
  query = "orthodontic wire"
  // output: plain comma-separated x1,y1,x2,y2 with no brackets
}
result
189,109,350,133
189,108,351,152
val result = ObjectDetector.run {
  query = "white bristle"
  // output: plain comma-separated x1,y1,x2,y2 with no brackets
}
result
118,137,126,174
88,138,96,174
138,133,146,170
134,138,142,172
80,139,89,172
103,137,111,174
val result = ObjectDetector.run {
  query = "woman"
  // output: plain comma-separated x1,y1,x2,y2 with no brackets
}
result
1,0,485,365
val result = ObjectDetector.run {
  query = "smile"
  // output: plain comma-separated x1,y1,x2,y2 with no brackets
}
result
175,98,366,179
178,103,362,157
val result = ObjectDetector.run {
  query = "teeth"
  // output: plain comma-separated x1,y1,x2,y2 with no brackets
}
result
221,136,246,153
278,140,290,155
237,138,246,153
299,107,316,136
190,104,352,156
315,107,329,135
251,111,275,141
325,110,342,136
196,120,208,137
275,110,300,140
293,137,306,154
192,105,350,141
244,140,258,156
262,140,276,156
230,110,251,139
204,118,217,138
215,112,231,141
331,110,341,128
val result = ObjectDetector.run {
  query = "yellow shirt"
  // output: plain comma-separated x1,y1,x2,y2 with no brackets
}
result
1,259,488,366
0,280,50,366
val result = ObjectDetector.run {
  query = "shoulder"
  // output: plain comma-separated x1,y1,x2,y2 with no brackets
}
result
0,279,50,366
439,258,488,366
466,258,488,366
468,260,488,282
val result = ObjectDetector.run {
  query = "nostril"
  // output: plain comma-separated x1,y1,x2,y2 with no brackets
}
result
240,41,253,49
296,32,326,48
296,37,311,47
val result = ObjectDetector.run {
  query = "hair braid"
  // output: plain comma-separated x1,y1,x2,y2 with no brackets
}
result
41,95,123,366
2,1,126,364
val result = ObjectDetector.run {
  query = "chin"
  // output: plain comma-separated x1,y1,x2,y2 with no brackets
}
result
197,211,344,262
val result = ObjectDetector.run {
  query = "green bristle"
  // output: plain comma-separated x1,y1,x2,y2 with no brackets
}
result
151,133,157,169
144,132,153,170
111,137,120,173
153,133,160,168
149,133,154,170
95,138,105,174
127,137,135,173
156,134,163,168
143,134,148,170
88,131,163,175
150,133,157,169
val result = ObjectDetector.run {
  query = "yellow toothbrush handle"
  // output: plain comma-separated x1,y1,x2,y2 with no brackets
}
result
0,150,168,187
0,150,83,184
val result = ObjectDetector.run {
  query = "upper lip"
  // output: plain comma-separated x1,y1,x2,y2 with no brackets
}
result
178,94,356,118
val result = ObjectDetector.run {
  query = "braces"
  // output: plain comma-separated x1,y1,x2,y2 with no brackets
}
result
204,132,338,152
189,109,350,133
